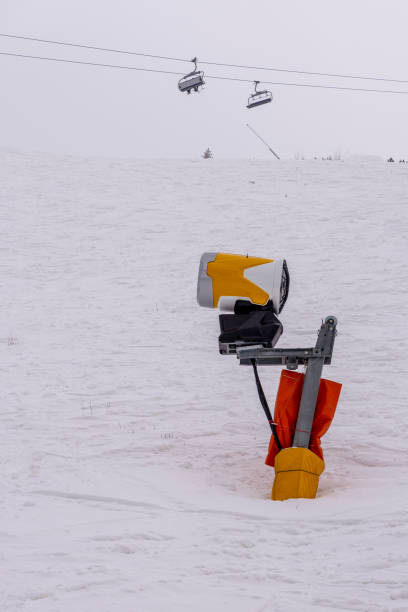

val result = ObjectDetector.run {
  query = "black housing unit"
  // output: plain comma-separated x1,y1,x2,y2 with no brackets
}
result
218,303,283,355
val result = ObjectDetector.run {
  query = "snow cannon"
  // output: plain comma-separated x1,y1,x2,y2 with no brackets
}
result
197,252,342,501
197,252,289,355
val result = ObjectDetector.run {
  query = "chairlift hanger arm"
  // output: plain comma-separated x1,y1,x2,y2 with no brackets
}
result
185,56,198,76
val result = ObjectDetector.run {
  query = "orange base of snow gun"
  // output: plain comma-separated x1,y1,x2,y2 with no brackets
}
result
265,369,341,500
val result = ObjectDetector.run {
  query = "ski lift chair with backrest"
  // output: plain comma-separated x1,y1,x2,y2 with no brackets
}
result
247,81,273,109
178,57,205,94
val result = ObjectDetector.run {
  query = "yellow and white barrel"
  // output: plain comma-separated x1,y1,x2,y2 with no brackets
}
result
197,252,289,314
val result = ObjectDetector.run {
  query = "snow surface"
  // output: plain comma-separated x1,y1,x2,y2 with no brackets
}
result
1,151,407,611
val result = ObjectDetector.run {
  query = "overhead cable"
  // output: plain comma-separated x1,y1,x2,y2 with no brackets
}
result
2,51,408,95
200,60,408,85
0,51,183,76
0,32,187,63
1,31,408,85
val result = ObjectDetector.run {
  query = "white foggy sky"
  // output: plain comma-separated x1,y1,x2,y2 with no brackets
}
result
1,0,408,159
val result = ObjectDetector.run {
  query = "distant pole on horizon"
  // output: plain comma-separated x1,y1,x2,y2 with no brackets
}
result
246,124,280,160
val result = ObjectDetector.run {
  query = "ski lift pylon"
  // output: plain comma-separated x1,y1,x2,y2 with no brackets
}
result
247,81,273,109
178,57,205,94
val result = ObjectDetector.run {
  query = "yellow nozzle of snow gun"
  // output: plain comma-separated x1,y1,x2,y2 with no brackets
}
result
197,252,289,313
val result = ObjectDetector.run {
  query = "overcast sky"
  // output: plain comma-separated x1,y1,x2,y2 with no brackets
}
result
1,0,408,159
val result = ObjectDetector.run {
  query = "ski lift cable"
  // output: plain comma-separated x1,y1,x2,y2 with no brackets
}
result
199,59,408,85
0,32,187,64
2,51,408,95
207,72,408,94
1,31,408,85
0,51,184,76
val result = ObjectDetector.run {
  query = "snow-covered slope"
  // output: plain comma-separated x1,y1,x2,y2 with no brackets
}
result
1,151,407,611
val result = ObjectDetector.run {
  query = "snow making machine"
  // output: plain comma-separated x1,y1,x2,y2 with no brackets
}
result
197,252,342,501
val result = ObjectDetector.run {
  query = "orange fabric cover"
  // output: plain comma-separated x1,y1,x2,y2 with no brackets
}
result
265,369,342,467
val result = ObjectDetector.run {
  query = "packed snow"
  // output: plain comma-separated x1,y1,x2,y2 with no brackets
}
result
1,151,407,611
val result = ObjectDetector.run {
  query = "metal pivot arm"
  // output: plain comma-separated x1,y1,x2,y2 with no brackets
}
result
291,356,323,448
236,316,337,370
292,316,337,448
237,317,338,449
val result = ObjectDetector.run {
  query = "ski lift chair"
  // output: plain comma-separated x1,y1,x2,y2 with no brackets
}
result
178,57,205,94
247,81,273,109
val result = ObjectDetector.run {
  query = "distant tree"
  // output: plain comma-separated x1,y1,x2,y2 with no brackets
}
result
387,157,395,163
202,148,213,159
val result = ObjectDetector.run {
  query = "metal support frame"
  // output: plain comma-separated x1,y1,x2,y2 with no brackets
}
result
236,316,338,449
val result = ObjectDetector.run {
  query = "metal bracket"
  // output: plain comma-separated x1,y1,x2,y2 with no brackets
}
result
236,316,337,369
237,316,338,449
